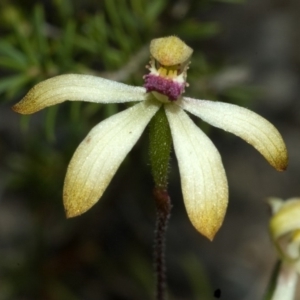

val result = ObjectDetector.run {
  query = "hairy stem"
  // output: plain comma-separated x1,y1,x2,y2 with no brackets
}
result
149,107,172,299
154,187,172,300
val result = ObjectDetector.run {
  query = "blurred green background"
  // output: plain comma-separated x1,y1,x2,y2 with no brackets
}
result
1,0,300,299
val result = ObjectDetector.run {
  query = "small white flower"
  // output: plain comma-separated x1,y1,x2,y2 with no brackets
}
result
13,36,288,240
268,198,300,300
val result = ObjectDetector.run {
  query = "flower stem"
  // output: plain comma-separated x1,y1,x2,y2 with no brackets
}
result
154,187,172,300
264,260,298,300
149,107,172,300
149,107,172,189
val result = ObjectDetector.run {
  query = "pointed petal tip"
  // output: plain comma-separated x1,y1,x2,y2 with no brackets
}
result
63,179,96,219
63,189,93,218
204,232,216,242
273,155,288,171
12,88,45,114
65,208,83,219
64,199,88,219
63,178,99,219
65,211,75,219
12,100,31,115
193,221,221,241
11,104,19,112
187,210,223,240
276,165,287,172
12,80,52,114
265,137,288,171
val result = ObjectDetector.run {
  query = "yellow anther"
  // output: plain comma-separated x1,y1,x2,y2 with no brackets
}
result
157,66,179,79
158,67,167,77
168,69,176,77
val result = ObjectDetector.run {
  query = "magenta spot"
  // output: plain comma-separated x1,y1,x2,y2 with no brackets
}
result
144,74,184,101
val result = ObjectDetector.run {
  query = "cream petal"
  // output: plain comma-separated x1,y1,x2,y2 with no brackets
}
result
271,262,298,300
12,74,147,114
165,104,228,240
269,198,300,240
179,97,288,171
64,99,161,218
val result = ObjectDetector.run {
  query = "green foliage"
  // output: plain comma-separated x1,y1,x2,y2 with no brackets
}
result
215,0,245,3
0,0,169,102
173,20,221,39
180,254,214,299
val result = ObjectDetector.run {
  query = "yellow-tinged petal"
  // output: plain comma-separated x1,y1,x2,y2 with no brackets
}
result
269,198,300,240
269,198,300,277
12,74,147,114
64,99,161,217
179,97,288,171
165,105,228,240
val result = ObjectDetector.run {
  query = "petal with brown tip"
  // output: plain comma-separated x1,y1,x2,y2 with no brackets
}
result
64,99,160,218
12,74,147,114
179,97,288,171
165,104,228,240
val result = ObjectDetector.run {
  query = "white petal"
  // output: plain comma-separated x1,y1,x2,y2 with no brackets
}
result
12,74,147,114
270,198,300,240
64,99,161,217
179,97,288,171
271,262,298,300
165,105,228,240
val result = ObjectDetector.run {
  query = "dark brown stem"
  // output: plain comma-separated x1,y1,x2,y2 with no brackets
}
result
153,187,172,300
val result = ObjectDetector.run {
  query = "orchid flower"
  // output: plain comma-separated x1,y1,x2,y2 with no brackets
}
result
13,36,288,240
268,198,300,300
